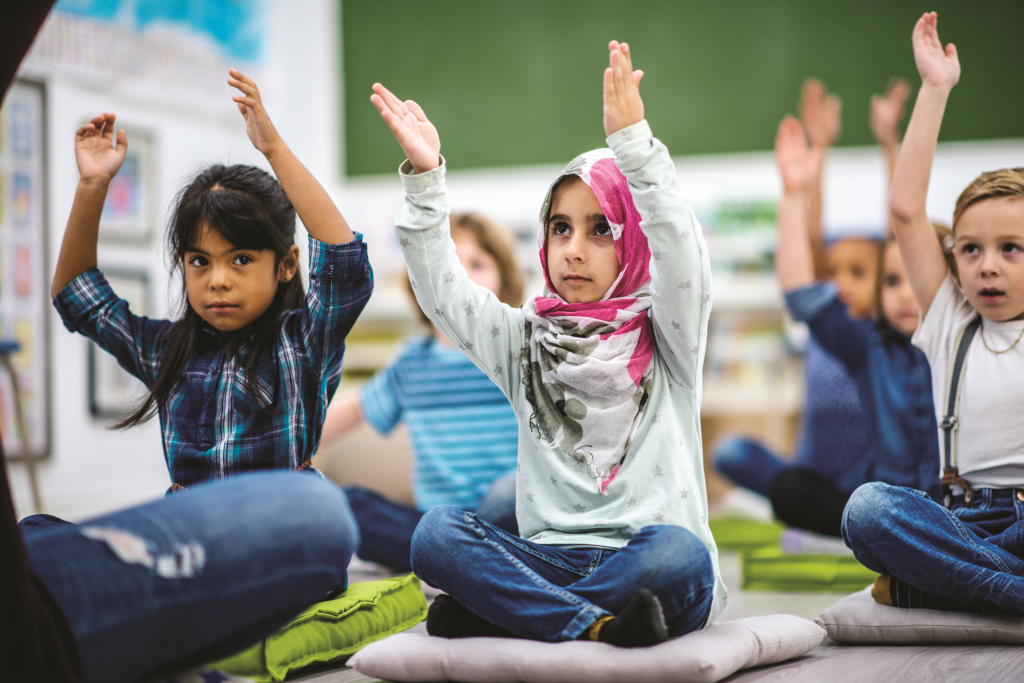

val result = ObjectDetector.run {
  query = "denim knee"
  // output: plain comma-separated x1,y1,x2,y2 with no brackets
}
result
713,435,750,477
257,474,359,571
841,481,899,546
410,505,464,580
632,525,713,593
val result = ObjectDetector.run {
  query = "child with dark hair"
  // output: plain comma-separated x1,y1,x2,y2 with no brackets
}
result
320,212,523,570
48,70,372,491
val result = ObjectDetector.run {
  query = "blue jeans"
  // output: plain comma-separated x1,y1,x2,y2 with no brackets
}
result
345,471,519,571
713,435,786,497
411,505,715,641
843,482,1024,612
21,472,357,683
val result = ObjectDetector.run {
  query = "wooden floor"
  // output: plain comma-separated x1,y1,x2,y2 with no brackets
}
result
180,552,1023,683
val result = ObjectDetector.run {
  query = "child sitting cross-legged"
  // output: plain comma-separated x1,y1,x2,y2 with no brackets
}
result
320,212,523,571
772,113,950,536
370,40,725,645
843,12,1024,612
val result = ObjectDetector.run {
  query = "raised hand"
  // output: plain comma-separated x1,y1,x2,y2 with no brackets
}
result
229,69,283,158
912,12,959,90
798,78,841,149
371,84,441,175
871,78,912,149
603,40,644,137
775,116,822,194
75,113,127,183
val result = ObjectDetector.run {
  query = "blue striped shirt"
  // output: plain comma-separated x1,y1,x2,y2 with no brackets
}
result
359,337,518,511
54,236,373,489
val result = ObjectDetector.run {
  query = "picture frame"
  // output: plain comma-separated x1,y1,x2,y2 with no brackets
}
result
98,127,156,245
88,269,150,419
0,79,51,459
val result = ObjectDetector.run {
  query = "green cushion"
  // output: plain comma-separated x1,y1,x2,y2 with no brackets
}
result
709,517,785,551
741,547,878,593
209,574,427,682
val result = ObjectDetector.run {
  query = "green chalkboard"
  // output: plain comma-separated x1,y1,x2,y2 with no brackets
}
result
343,0,1024,176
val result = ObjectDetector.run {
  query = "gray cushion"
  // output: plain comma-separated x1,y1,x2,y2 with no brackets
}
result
816,587,1024,644
348,615,825,683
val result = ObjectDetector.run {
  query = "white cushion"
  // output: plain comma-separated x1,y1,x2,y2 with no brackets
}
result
348,615,825,683
816,587,1024,644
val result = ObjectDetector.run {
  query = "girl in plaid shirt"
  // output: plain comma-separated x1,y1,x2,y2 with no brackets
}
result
51,70,373,491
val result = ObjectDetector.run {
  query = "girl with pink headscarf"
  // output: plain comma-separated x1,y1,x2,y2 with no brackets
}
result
372,41,725,646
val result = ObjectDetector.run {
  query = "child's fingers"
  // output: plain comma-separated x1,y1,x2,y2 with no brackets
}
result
101,113,116,139
228,77,259,100
946,43,957,60
228,68,258,90
633,70,644,87
114,129,128,154
237,102,248,116
375,83,410,118
620,42,634,74
405,100,429,123
233,95,259,110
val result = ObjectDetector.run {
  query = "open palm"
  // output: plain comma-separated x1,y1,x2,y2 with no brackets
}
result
913,12,959,89
75,113,127,182
371,84,441,174
775,116,821,193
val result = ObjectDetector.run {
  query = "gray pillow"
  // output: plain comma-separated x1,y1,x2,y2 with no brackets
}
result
348,615,825,683
816,587,1024,644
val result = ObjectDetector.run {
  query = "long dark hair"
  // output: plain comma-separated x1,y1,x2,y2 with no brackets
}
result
115,164,304,429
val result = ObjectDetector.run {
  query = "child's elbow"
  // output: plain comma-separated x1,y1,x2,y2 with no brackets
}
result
889,197,919,227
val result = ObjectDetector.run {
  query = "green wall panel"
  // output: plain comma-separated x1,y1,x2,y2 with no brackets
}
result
343,0,1024,176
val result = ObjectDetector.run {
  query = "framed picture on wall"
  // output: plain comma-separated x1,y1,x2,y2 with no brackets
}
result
0,80,51,459
99,128,155,245
88,269,150,419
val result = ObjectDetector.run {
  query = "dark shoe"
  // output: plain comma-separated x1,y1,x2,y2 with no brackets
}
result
596,589,668,648
426,594,519,639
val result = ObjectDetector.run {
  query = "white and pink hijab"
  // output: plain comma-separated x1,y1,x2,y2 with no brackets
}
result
523,150,655,494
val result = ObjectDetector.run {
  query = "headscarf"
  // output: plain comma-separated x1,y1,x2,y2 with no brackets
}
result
523,150,655,494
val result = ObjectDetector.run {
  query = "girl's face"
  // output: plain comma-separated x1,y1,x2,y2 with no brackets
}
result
827,238,879,320
954,197,1024,322
880,241,920,336
452,227,501,297
184,224,299,332
545,177,621,303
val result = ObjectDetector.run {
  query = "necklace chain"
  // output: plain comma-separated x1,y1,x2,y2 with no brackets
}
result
980,320,1024,355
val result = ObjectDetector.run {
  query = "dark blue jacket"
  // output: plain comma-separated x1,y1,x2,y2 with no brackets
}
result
786,283,941,498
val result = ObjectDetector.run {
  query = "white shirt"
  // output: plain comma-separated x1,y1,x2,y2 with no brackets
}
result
913,275,1024,488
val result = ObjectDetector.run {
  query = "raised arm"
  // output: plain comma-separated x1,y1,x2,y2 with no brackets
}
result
889,12,959,314
371,84,525,401
229,69,354,245
799,79,841,280
774,116,822,293
871,78,911,236
51,113,128,298
603,42,711,388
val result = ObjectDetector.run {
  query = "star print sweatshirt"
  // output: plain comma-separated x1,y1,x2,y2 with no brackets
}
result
394,120,726,626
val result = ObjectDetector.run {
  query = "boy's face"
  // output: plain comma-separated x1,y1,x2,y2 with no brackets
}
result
545,177,621,303
827,238,879,320
954,197,1024,322
183,224,298,332
880,241,920,336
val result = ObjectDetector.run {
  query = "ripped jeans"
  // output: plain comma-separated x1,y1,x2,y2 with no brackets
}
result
20,472,357,683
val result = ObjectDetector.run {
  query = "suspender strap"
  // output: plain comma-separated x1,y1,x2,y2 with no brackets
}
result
940,316,981,507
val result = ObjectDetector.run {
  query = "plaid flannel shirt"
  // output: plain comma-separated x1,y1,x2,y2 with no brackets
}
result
54,235,373,489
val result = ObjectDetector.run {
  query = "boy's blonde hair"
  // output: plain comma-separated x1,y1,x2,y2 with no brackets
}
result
405,212,524,327
953,167,1024,228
